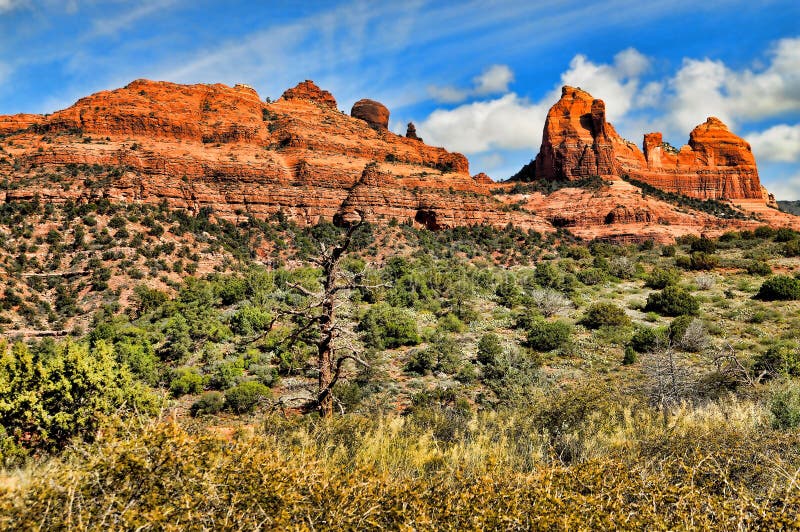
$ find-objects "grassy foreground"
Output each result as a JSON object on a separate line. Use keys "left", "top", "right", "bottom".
{"left": 2, "top": 396, "right": 799, "bottom": 530}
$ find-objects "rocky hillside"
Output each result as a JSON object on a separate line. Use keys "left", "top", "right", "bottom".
{"left": 506, "top": 85, "right": 798, "bottom": 239}
{"left": 0, "top": 79, "right": 797, "bottom": 243}
{"left": 0, "top": 80, "right": 548, "bottom": 233}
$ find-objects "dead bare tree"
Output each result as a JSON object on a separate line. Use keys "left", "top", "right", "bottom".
{"left": 710, "top": 342, "right": 765, "bottom": 388}
{"left": 283, "top": 216, "right": 387, "bottom": 417}
{"left": 641, "top": 343, "right": 697, "bottom": 419}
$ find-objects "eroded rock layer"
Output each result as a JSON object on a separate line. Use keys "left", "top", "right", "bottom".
{"left": 0, "top": 79, "right": 547, "bottom": 232}
{"left": 0, "top": 79, "right": 796, "bottom": 242}
{"left": 527, "top": 86, "right": 770, "bottom": 203}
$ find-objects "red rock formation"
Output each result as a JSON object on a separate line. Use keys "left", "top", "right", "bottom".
{"left": 531, "top": 86, "right": 617, "bottom": 181}
{"left": 0, "top": 79, "right": 541, "bottom": 232}
{"left": 279, "top": 80, "right": 337, "bottom": 109}
{"left": 351, "top": 99, "right": 389, "bottom": 129}
{"left": 406, "top": 122, "right": 422, "bottom": 142}
{"left": 472, "top": 172, "right": 494, "bottom": 185}
{"left": 0, "top": 113, "right": 45, "bottom": 134}
{"left": 528, "top": 85, "right": 769, "bottom": 203}
{"left": 0, "top": 79, "right": 795, "bottom": 243}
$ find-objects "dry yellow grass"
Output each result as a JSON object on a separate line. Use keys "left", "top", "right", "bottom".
{"left": 2, "top": 396, "right": 799, "bottom": 530}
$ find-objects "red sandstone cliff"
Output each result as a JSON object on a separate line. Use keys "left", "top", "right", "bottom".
{"left": 0, "top": 79, "right": 548, "bottom": 232}
{"left": 524, "top": 85, "right": 772, "bottom": 204}
{"left": 0, "top": 79, "right": 796, "bottom": 242}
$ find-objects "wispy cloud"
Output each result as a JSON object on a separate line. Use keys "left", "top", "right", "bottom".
{"left": 86, "top": 0, "right": 178, "bottom": 39}
{"left": 429, "top": 64, "right": 514, "bottom": 103}
{"left": 0, "top": 0, "right": 28, "bottom": 14}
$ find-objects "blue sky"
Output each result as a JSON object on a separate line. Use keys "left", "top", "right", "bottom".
{"left": 1, "top": 0, "right": 799, "bottom": 198}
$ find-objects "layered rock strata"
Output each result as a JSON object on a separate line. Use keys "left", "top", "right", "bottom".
{"left": 0, "top": 79, "right": 544, "bottom": 231}
{"left": 525, "top": 86, "right": 771, "bottom": 204}
{"left": 0, "top": 79, "right": 796, "bottom": 242}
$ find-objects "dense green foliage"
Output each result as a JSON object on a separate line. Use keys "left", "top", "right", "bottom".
{"left": 525, "top": 318, "right": 572, "bottom": 351}
{"left": 580, "top": 302, "right": 631, "bottom": 329}
{"left": 645, "top": 286, "right": 700, "bottom": 316}
{"left": 757, "top": 275, "right": 800, "bottom": 301}
{"left": 1, "top": 190, "right": 800, "bottom": 527}
{"left": 0, "top": 339, "right": 160, "bottom": 457}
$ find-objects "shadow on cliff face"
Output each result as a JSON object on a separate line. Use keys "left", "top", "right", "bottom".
{"left": 415, "top": 209, "right": 440, "bottom": 230}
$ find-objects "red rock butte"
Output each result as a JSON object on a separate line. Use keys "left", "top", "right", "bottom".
{"left": 0, "top": 79, "right": 796, "bottom": 242}
{"left": 522, "top": 86, "right": 775, "bottom": 206}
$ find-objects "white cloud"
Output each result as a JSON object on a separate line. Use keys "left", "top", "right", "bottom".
{"left": 558, "top": 48, "right": 650, "bottom": 122}
{"left": 474, "top": 64, "right": 514, "bottom": 95}
{"left": 0, "top": 0, "right": 27, "bottom": 13}
{"left": 428, "top": 64, "right": 515, "bottom": 103}
{"left": 747, "top": 124, "right": 800, "bottom": 163}
{"left": 664, "top": 37, "right": 800, "bottom": 135}
{"left": 762, "top": 170, "right": 800, "bottom": 202}
{"left": 419, "top": 93, "right": 549, "bottom": 153}
{"left": 420, "top": 49, "right": 653, "bottom": 154}
{"left": 613, "top": 47, "right": 651, "bottom": 77}
{"left": 426, "top": 85, "right": 468, "bottom": 104}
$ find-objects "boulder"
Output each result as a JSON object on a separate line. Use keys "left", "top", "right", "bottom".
{"left": 351, "top": 99, "right": 389, "bottom": 129}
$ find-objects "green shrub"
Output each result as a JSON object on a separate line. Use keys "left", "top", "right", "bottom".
{"left": 645, "top": 267, "right": 681, "bottom": 289}
{"left": 689, "top": 252, "right": 719, "bottom": 270}
{"left": 359, "top": 303, "right": 420, "bottom": 349}
{"left": 224, "top": 381, "right": 271, "bottom": 413}
{"left": 622, "top": 345, "right": 637, "bottom": 365}
{"left": 754, "top": 225, "right": 776, "bottom": 239}
{"left": 534, "top": 262, "right": 562, "bottom": 288}
{"left": 190, "top": 391, "right": 225, "bottom": 416}
{"left": 0, "top": 340, "right": 160, "bottom": 455}
{"left": 645, "top": 286, "right": 699, "bottom": 316}
{"left": 757, "top": 276, "right": 800, "bottom": 301}
{"left": 629, "top": 326, "right": 665, "bottom": 353}
{"left": 525, "top": 318, "right": 572, "bottom": 351}
{"left": 406, "top": 334, "right": 462, "bottom": 375}
{"left": 437, "top": 313, "right": 465, "bottom": 333}
{"left": 774, "top": 228, "right": 799, "bottom": 242}
{"left": 783, "top": 239, "right": 800, "bottom": 257}
{"left": 690, "top": 237, "right": 717, "bottom": 253}
{"left": 746, "top": 261, "right": 772, "bottom": 276}
{"left": 580, "top": 302, "right": 631, "bottom": 329}
{"left": 668, "top": 315, "right": 694, "bottom": 343}
{"left": 753, "top": 343, "right": 800, "bottom": 379}
{"left": 770, "top": 383, "right": 800, "bottom": 429}
{"left": 577, "top": 267, "right": 607, "bottom": 286}
{"left": 476, "top": 333, "right": 503, "bottom": 365}
{"left": 230, "top": 305, "right": 273, "bottom": 335}
{"left": 208, "top": 357, "right": 245, "bottom": 390}
{"left": 668, "top": 316, "right": 708, "bottom": 352}
{"left": 170, "top": 367, "right": 205, "bottom": 397}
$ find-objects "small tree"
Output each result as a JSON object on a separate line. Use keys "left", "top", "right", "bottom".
{"left": 757, "top": 275, "right": 800, "bottom": 301}
{"left": 580, "top": 302, "right": 631, "bottom": 329}
{"left": 645, "top": 286, "right": 699, "bottom": 316}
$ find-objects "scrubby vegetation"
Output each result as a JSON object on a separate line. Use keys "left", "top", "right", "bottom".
{"left": 1, "top": 195, "right": 800, "bottom": 527}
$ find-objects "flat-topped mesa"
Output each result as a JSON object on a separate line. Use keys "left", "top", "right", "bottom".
{"left": 280, "top": 80, "right": 337, "bottom": 109}
{"left": 351, "top": 99, "right": 389, "bottom": 129}
{"left": 22, "top": 79, "right": 267, "bottom": 142}
{"left": 526, "top": 85, "right": 769, "bottom": 203}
